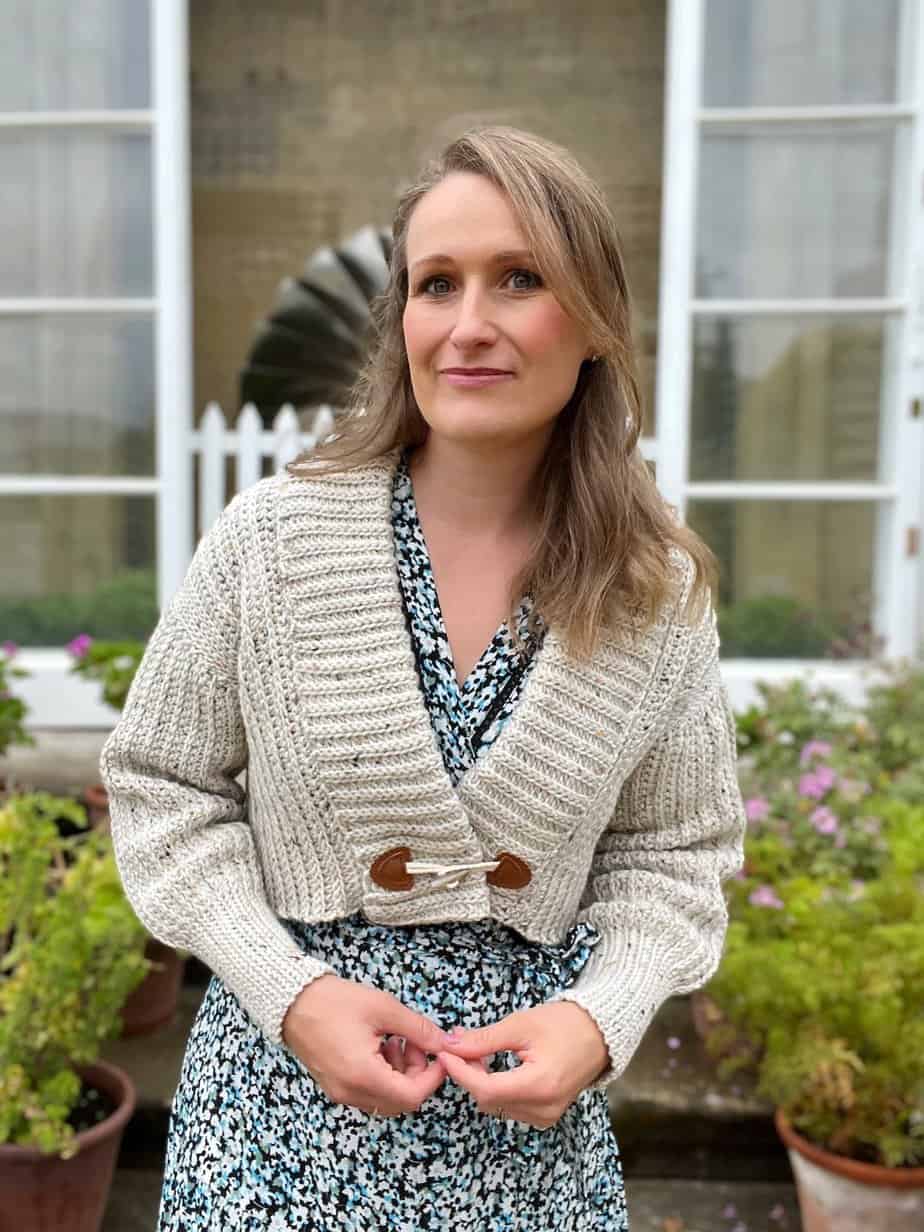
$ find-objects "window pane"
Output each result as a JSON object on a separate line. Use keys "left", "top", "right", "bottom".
{"left": 0, "top": 315, "right": 154, "bottom": 476}
{"left": 688, "top": 500, "right": 878, "bottom": 659}
{"left": 0, "top": 0, "right": 150, "bottom": 111}
{"left": 0, "top": 131, "right": 153, "bottom": 297}
{"left": 0, "top": 495, "right": 157, "bottom": 646}
{"left": 697, "top": 125, "right": 897, "bottom": 300}
{"left": 703, "top": 0, "right": 902, "bottom": 107}
{"left": 691, "top": 315, "right": 887, "bottom": 482}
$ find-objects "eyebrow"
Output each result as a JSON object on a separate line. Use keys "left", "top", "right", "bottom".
{"left": 408, "top": 249, "right": 535, "bottom": 276}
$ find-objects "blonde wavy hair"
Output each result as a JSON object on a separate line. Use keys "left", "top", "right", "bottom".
{"left": 288, "top": 125, "right": 716, "bottom": 659}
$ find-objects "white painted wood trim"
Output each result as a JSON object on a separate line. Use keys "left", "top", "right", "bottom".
{"left": 690, "top": 298, "right": 906, "bottom": 317}
{"left": 654, "top": 0, "right": 703, "bottom": 516}
{"left": 0, "top": 476, "right": 160, "bottom": 495}
{"left": 0, "top": 110, "right": 154, "bottom": 128}
{"left": 153, "top": 0, "right": 194, "bottom": 607}
{"left": 14, "top": 651, "right": 124, "bottom": 730}
{"left": 685, "top": 482, "right": 897, "bottom": 502}
{"left": 699, "top": 104, "right": 915, "bottom": 126}
{"left": 0, "top": 299, "right": 157, "bottom": 314}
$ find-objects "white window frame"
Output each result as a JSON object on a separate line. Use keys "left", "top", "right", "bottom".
{"left": 5, "top": 0, "right": 192, "bottom": 729}
{"left": 657, "top": 0, "right": 924, "bottom": 711}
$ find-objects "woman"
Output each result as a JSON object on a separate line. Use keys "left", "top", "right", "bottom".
{"left": 101, "top": 125, "right": 746, "bottom": 1230}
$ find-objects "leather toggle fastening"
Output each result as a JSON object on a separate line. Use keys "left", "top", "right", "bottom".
{"left": 370, "top": 846, "right": 532, "bottom": 891}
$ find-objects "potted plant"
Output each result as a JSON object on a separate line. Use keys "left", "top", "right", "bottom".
{"left": 67, "top": 635, "right": 144, "bottom": 824}
{"left": 703, "top": 759, "right": 924, "bottom": 1228}
{"left": 0, "top": 791, "right": 149, "bottom": 1231}
{"left": 0, "top": 642, "right": 34, "bottom": 792}
{"left": 67, "top": 634, "right": 188, "bottom": 1034}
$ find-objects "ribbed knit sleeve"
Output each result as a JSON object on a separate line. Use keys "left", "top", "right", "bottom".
{"left": 99, "top": 495, "right": 335, "bottom": 1045}
{"left": 548, "top": 611, "right": 746, "bottom": 1091}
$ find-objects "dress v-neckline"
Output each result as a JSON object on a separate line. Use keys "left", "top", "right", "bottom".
{"left": 399, "top": 454, "right": 526, "bottom": 699}
{"left": 386, "top": 449, "right": 555, "bottom": 811}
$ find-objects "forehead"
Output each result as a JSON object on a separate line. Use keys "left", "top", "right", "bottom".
{"left": 406, "top": 171, "right": 528, "bottom": 260}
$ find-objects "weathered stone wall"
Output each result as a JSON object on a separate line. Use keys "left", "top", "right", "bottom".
{"left": 189, "top": 0, "right": 665, "bottom": 429}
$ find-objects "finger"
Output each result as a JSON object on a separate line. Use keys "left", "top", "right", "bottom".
{"left": 403, "top": 1039, "right": 429, "bottom": 1076}
{"left": 381, "top": 1035, "right": 405, "bottom": 1073}
{"left": 366, "top": 1049, "right": 447, "bottom": 1109}
{"left": 440, "top": 1018, "right": 525, "bottom": 1061}
{"left": 438, "top": 1050, "right": 537, "bottom": 1106}
{"left": 375, "top": 998, "right": 452, "bottom": 1057}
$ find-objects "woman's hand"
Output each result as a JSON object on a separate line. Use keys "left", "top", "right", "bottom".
{"left": 282, "top": 973, "right": 452, "bottom": 1116}
{"left": 437, "top": 1002, "right": 610, "bottom": 1128}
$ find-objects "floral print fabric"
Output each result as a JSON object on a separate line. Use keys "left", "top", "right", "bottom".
{"left": 391, "top": 448, "right": 546, "bottom": 784}
{"left": 155, "top": 449, "right": 629, "bottom": 1230}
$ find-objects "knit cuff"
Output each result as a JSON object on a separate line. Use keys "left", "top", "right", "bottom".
{"left": 546, "top": 925, "right": 678, "bottom": 1091}
{"left": 140, "top": 894, "right": 338, "bottom": 1049}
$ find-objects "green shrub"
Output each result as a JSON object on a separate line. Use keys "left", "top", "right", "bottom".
{"left": 718, "top": 595, "right": 841, "bottom": 658}
{"left": 0, "top": 792, "right": 149, "bottom": 1156}
{"left": 68, "top": 637, "right": 145, "bottom": 713}
{"left": 0, "top": 569, "right": 157, "bottom": 646}
{"left": 863, "top": 656, "right": 924, "bottom": 775}
{"left": 710, "top": 798, "right": 924, "bottom": 1167}
{"left": 0, "top": 644, "right": 33, "bottom": 760}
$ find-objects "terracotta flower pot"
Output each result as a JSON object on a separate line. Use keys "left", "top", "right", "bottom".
{"left": 119, "top": 937, "right": 185, "bottom": 1036}
{"left": 0, "top": 1059, "right": 136, "bottom": 1232}
{"left": 775, "top": 1106, "right": 924, "bottom": 1232}
{"left": 81, "top": 783, "right": 110, "bottom": 829}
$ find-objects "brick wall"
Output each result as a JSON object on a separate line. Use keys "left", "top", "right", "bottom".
{"left": 189, "top": 0, "right": 665, "bottom": 428}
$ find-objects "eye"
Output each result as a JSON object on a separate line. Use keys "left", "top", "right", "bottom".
{"left": 418, "top": 275, "right": 454, "bottom": 296}
{"left": 505, "top": 268, "right": 542, "bottom": 292}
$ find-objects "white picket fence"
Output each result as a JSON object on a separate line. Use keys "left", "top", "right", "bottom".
{"left": 189, "top": 402, "right": 337, "bottom": 534}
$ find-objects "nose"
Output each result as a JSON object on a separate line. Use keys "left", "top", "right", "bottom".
{"left": 448, "top": 283, "right": 498, "bottom": 350}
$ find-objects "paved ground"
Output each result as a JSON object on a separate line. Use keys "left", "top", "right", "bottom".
{"left": 103, "top": 1170, "right": 802, "bottom": 1230}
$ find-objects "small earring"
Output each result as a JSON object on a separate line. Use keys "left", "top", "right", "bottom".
{"left": 590, "top": 353, "right": 600, "bottom": 363}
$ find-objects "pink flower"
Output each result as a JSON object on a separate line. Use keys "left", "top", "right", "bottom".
{"left": 800, "top": 739, "right": 832, "bottom": 766}
{"left": 1, "top": 640, "right": 17, "bottom": 659}
{"left": 66, "top": 633, "right": 93, "bottom": 659}
{"left": 744, "top": 796, "right": 770, "bottom": 823}
{"left": 799, "top": 765, "right": 836, "bottom": 799}
{"left": 810, "top": 806, "right": 839, "bottom": 835}
{"left": 749, "top": 884, "right": 784, "bottom": 909}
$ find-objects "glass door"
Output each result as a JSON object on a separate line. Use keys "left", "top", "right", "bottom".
{"left": 657, "top": 0, "right": 924, "bottom": 664}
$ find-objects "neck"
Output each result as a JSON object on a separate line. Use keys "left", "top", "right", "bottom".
{"left": 406, "top": 431, "right": 550, "bottom": 539}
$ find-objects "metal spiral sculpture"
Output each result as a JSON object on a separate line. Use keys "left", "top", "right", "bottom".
{"left": 239, "top": 224, "right": 393, "bottom": 425}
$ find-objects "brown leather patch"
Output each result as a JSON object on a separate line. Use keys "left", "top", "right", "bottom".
{"left": 486, "top": 852, "right": 532, "bottom": 889}
{"left": 370, "top": 846, "right": 414, "bottom": 891}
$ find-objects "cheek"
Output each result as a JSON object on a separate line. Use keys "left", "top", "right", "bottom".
{"left": 402, "top": 305, "right": 437, "bottom": 370}
{"left": 521, "top": 301, "right": 586, "bottom": 365}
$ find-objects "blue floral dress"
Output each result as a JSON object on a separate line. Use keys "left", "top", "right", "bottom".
{"left": 156, "top": 449, "right": 629, "bottom": 1231}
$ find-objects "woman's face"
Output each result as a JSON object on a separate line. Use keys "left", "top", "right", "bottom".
{"left": 402, "top": 171, "right": 592, "bottom": 451}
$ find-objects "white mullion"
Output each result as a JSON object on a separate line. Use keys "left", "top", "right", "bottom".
{"left": 0, "top": 476, "right": 160, "bottom": 496}
{"left": 0, "top": 299, "right": 157, "bottom": 315}
{"left": 0, "top": 111, "right": 154, "bottom": 129}
{"left": 153, "top": 0, "right": 194, "bottom": 607}
{"left": 691, "top": 298, "right": 906, "bottom": 317}
{"left": 699, "top": 104, "right": 914, "bottom": 126}
{"left": 883, "top": 0, "right": 924, "bottom": 657}
{"left": 655, "top": 0, "right": 704, "bottom": 517}
{"left": 685, "top": 482, "right": 896, "bottom": 503}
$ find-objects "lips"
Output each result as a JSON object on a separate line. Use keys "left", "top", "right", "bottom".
{"left": 440, "top": 368, "right": 513, "bottom": 375}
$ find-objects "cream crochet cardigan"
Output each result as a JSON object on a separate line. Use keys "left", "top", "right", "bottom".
{"left": 100, "top": 451, "right": 746, "bottom": 1090}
